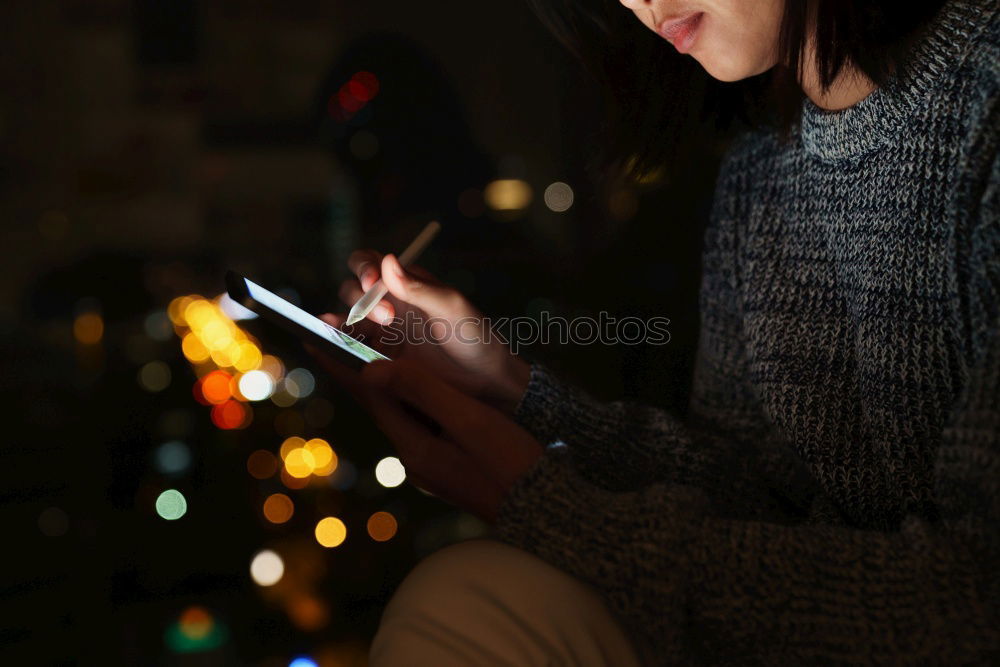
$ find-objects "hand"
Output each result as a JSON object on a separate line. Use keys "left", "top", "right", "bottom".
{"left": 355, "top": 359, "right": 544, "bottom": 523}
{"left": 322, "top": 250, "right": 530, "bottom": 415}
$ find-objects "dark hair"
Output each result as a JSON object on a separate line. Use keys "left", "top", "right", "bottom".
{"left": 527, "top": 0, "right": 946, "bottom": 179}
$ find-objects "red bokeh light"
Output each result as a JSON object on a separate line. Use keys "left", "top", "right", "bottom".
{"left": 337, "top": 88, "right": 365, "bottom": 113}
{"left": 352, "top": 71, "right": 379, "bottom": 98}
{"left": 200, "top": 370, "right": 233, "bottom": 404}
{"left": 211, "top": 399, "right": 248, "bottom": 430}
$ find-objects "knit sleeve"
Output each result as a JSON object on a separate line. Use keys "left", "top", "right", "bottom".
{"left": 494, "top": 146, "right": 1000, "bottom": 661}
{"left": 496, "top": 320, "right": 999, "bottom": 661}
{"left": 511, "top": 140, "right": 808, "bottom": 507}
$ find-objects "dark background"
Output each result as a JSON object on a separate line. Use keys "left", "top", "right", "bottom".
{"left": 0, "top": 0, "right": 723, "bottom": 664}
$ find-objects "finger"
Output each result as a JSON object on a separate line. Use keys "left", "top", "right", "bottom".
{"left": 380, "top": 254, "right": 469, "bottom": 320}
{"left": 348, "top": 250, "right": 385, "bottom": 291}
{"left": 364, "top": 388, "right": 504, "bottom": 520}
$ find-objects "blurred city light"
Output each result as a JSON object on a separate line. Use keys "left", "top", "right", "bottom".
{"left": 144, "top": 310, "right": 174, "bottom": 342}
{"left": 375, "top": 457, "right": 406, "bottom": 488}
{"left": 211, "top": 399, "right": 249, "bottom": 430}
{"left": 238, "top": 370, "right": 275, "bottom": 401}
{"left": 247, "top": 449, "right": 278, "bottom": 479}
{"left": 250, "top": 549, "right": 284, "bottom": 586}
{"left": 543, "top": 181, "right": 574, "bottom": 212}
{"left": 155, "top": 489, "right": 188, "bottom": 520}
{"left": 156, "top": 441, "right": 192, "bottom": 474}
{"left": 314, "top": 517, "right": 347, "bottom": 548}
{"left": 38, "top": 507, "right": 69, "bottom": 537}
{"left": 139, "top": 361, "right": 172, "bottom": 392}
{"left": 289, "top": 658, "right": 319, "bottom": 667}
{"left": 328, "top": 459, "right": 358, "bottom": 490}
{"left": 262, "top": 493, "right": 295, "bottom": 524}
{"left": 304, "top": 438, "right": 336, "bottom": 476}
{"left": 165, "top": 605, "right": 228, "bottom": 653}
{"left": 279, "top": 436, "right": 305, "bottom": 460}
{"left": 484, "top": 179, "right": 532, "bottom": 211}
{"left": 286, "top": 596, "right": 329, "bottom": 632}
{"left": 284, "top": 368, "right": 315, "bottom": 399}
{"left": 367, "top": 511, "right": 398, "bottom": 542}
{"left": 284, "top": 448, "right": 316, "bottom": 478}
{"left": 73, "top": 312, "right": 104, "bottom": 345}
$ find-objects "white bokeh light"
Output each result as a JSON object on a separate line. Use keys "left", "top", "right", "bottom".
{"left": 543, "top": 182, "right": 574, "bottom": 213}
{"left": 375, "top": 457, "right": 406, "bottom": 488}
{"left": 250, "top": 549, "right": 284, "bottom": 586}
{"left": 238, "top": 370, "right": 275, "bottom": 401}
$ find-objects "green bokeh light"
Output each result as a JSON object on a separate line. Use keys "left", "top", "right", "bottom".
{"left": 155, "top": 489, "right": 188, "bottom": 520}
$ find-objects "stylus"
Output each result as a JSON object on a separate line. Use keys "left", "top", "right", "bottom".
{"left": 345, "top": 220, "right": 442, "bottom": 326}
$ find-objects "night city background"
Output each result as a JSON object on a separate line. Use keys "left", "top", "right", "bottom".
{"left": 1, "top": 0, "right": 724, "bottom": 664}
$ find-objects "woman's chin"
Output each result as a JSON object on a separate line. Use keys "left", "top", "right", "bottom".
{"left": 696, "top": 52, "right": 772, "bottom": 83}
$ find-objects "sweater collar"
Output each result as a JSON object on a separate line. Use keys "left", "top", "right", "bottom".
{"left": 800, "top": 0, "right": 996, "bottom": 161}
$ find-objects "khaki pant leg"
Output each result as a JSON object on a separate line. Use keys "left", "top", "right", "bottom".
{"left": 370, "top": 538, "right": 647, "bottom": 667}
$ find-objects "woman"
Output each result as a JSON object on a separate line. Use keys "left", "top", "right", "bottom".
{"left": 318, "top": 0, "right": 998, "bottom": 663}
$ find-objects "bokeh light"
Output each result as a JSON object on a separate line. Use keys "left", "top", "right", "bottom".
{"left": 211, "top": 399, "right": 249, "bottom": 430}
{"left": 144, "top": 310, "right": 173, "bottom": 342}
{"left": 182, "top": 333, "right": 211, "bottom": 364}
{"left": 155, "top": 489, "right": 188, "bottom": 520}
{"left": 367, "top": 511, "right": 398, "bottom": 542}
{"left": 315, "top": 517, "right": 347, "bottom": 548}
{"left": 284, "top": 368, "right": 315, "bottom": 399}
{"left": 304, "top": 438, "right": 336, "bottom": 476}
{"left": 199, "top": 370, "right": 233, "bottom": 404}
{"left": 284, "top": 448, "right": 316, "bottom": 478}
{"left": 543, "top": 181, "right": 574, "bottom": 212}
{"left": 250, "top": 549, "right": 284, "bottom": 586}
{"left": 286, "top": 596, "right": 329, "bottom": 632}
{"left": 156, "top": 441, "right": 192, "bottom": 474}
{"left": 375, "top": 457, "right": 406, "bottom": 488}
{"left": 138, "top": 361, "right": 171, "bottom": 392}
{"left": 73, "top": 312, "right": 104, "bottom": 344}
{"left": 279, "top": 436, "right": 305, "bottom": 460}
{"left": 179, "top": 606, "right": 214, "bottom": 640}
{"left": 262, "top": 493, "right": 294, "bottom": 524}
{"left": 484, "top": 179, "right": 533, "bottom": 211}
{"left": 289, "top": 658, "right": 319, "bottom": 667}
{"left": 280, "top": 467, "right": 310, "bottom": 490}
{"left": 38, "top": 507, "right": 69, "bottom": 537}
{"left": 238, "top": 370, "right": 274, "bottom": 401}
{"left": 247, "top": 449, "right": 278, "bottom": 479}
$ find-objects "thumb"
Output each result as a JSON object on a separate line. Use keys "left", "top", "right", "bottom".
{"left": 381, "top": 253, "right": 467, "bottom": 318}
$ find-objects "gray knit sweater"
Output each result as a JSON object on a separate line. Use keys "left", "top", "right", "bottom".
{"left": 495, "top": 0, "right": 1000, "bottom": 663}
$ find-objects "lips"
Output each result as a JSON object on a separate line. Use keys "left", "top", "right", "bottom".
{"left": 657, "top": 12, "right": 704, "bottom": 54}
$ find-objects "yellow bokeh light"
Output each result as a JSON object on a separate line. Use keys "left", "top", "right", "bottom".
{"left": 284, "top": 448, "right": 316, "bottom": 478}
{"left": 184, "top": 300, "right": 216, "bottom": 329}
{"left": 181, "top": 333, "right": 211, "bottom": 363}
{"left": 484, "top": 179, "right": 532, "bottom": 211}
{"left": 233, "top": 341, "right": 262, "bottom": 372}
{"left": 73, "top": 312, "right": 104, "bottom": 345}
{"left": 168, "top": 296, "right": 193, "bottom": 324}
{"left": 304, "top": 439, "right": 335, "bottom": 470}
{"left": 315, "top": 517, "right": 347, "bottom": 548}
{"left": 279, "top": 436, "right": 305, "bottom": 460}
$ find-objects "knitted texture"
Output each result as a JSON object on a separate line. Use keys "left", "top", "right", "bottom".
{"left": 494, "top": 0, "right": 1000, "bottom": 663}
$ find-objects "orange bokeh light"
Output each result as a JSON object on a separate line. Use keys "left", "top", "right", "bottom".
{"left": 200, "top": 370, "right": 233, "bottom": 404}
{"left": 262, "top": 493, "right": 294, "bottom": 524}
{"left": 211, "top": 399, "right": 248, "bottom": 429}
{"left": 73, "top": 312, "right": 104, "bottom": 344}
{"left": 178, "top": 606, "right": 214, "bottom": 640}
{"left": 247, "top": 450, "right": 278, "bottom": 479}
{"left": 280, "top": 466, "right": 310, "bottom": 490}
{"left": 367, "top": 511, "right": 398, "bottom": 542}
